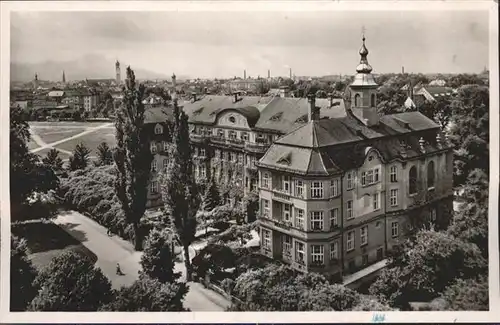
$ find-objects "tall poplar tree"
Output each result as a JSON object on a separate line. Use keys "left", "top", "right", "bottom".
{"left": 114, "top": 67, "right": 153, "bottom": 250}
{"left": 161, "top": 99, "right": 199, "bottom": 281}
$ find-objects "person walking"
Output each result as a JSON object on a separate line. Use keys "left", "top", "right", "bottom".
{"left": 116, "top": 263, "right": 123, "bottom": 275}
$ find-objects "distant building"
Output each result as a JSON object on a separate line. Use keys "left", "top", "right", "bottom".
{"left": 415, "top": 86, "right": 454, "bottom": 102}
{"left": 256, "top": 36, "right": 454, "bottom": 280}
{"left": 116, "top": 60, "right": 121, "bottom": 85}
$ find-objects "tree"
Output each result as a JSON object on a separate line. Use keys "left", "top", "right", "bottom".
{"left": 140, "top": 228, "right": 180, "bottom": 284}
{"left": 435, "top": 275, "right": 488, "bottom": 310}
{"left": 68, "top": 142, "right": 91, "bottom": 171}
{"left": 448, "top": 85, "right": 489, "bottom": 187}
{"left": 29, "top": 251, "right": 112, "bottom": 311}
{"left": 10, "top": 105, "right": 58, "bottom": 218}
{"left": 100, "top": 276, "right": 187, "bottom": 311}
{"left": 161, "top": 99, "right": 200, "bottom": 281}
{"left": 191, "top": 244, "right": 237, "bottom": 281}
{"left": 369, "top": 230, "right": 486, "bottom": 310}
{"left": 95, "top": 141, "right": 113, "bottom": 166}
{"left": 10, "top": 236, "right": 38, "bottom": 311}
{"left": 447, "top": 169, "right": 488, "bottom": 257}
{"left": 418, "top": 97, "right": 452, "bottom": 130}
{"left": 202, "top": 176, "right": 221, "bottom": 212}
{"left": 42, "top": 148, "right": 64, "bottom": 173}
{"left": 114, "top": 67, "right": 154, "bottom": 250}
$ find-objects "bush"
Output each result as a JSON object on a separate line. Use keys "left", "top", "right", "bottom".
{"left": 59, "top": 165, "right": 149, "bottom": 245}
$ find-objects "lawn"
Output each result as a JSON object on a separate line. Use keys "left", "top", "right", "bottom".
{"left": 54, "top": 129, "right": 117, "bottom": 154}
{"left": 29, "top": 121, "right": 109, "bottom": 128}
{"left": 33, "top": 127, "right": 87, "bottom": 145}
{"left": 11, "top": 220, "right": 97, "bottom": 270}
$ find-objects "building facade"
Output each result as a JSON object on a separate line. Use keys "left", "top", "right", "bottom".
{"left": 256, "top": 37, "right": 454, "bottom": 280}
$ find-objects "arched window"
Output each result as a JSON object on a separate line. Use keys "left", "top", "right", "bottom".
{"left": 354, "top": 94, "right": 361, "bottom": 107}
{"left": 427, "top": 161, "right": 435, "bottom": 189}
{"left": 409, "top": 166, "right": 418, "bottom": 195}
{"left": 154, "top": 124, "right": 163, "bottom": 135}
{"left": 371, "top": 93, "right": 376, "bottom": 107}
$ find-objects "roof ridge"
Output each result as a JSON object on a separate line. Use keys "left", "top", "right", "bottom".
{"left": 311, "top": 121, "right": 319, "bottom": 148}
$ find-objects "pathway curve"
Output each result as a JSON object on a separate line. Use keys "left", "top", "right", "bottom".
{"left": 30, "top": 123, "right": 113, "bottom": 154}
{"left": 53, "top": 210, "right": 231, "bottom": 311}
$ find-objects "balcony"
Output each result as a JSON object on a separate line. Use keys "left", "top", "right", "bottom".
{"left": 272, "top": 190, "right": 291, "bottom": 202}
{"left": 227, "top": 138, "right": 245, "bottom": 148}
{"left": 274, "top": 219, "right": 293, "bottom": 231}
{"left": 245, "top": 141, "right": 269, "bottom": 153}
{"left": 189, "top": 134, "right": 206, "bottom": 143}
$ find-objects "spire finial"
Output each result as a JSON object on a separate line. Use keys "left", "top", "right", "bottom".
{"left": 362, "top": 25, "right": 366, "bottom": 42}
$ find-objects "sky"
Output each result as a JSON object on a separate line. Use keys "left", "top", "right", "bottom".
{"left": 11, "top": 10, "right": 490, "bottom": 79}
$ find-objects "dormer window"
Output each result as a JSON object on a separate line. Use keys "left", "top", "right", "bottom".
{"left": 154, "top": 124, "right": 163, "bottom": 135}
{"left": 277, "top": 152, "right": 291, "bottom": 165}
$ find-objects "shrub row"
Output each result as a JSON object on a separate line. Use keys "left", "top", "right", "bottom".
{"left": 59, "top": 165, "right": 150, "bottom": 244}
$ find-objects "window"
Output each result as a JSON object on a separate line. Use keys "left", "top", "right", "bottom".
{"left": 430, "top": 208, "right": 437, "bottom": 221}
{"left": 283, "top": 175, "right": 291, "bottom": 193}
{"left": 362, "top": 254, "right": 369, "bottom": 266}
{"left": 219, "top": 150, "right": 224, "bottom": 160}
{"left": 330, "top": 179, "right": 340, "bottom": 198}
{"left": 376, "top": 247, "right": 384, "bottom": 260}
{"left": 370, "top": 93, "right": 376, "bottom": 107}
{"left": 295, "top": 180, "right": 304, "bottom": 197}
{"left": 311, "top": 245, "right": 324, "bottom": 265}
{"left": 229, "top": 131, "right": 237, "bottom": 140}
{"left": 391, "top": 221, "right": 399, "bottom": 238}
{"left": 200, "top": 166, "right": 206, "bottom": 178}
{"left": 150, "top": 181, "right": 158, "bottom": 194}
{"left": 199, "top": 148, "right": 206, "bottom": 157}
{"left": 194, "top": 165, "right": 199, "bottom": 178}
{"left": 295, "top": 241, "right": 305, "bottom": 263}
{"left": 241, "top": 132, "right": 249, "bottom": 141}
{"left": 150, "top": 141, "right": 157, "bottom": 153}
{"left": 283, "top": 204, "right": 291, "bottom": 222}
{"left": 409, "top": 166, "right": 418, "bottom": 195}
{"left": 310, "top": 211, "right": 324, "bottom": 231}
{"left": 347, "top": 200, "right": 354, "bottom": 219}
{"left": 347, "top": 172, "right": 354, "bottom": 190}
{"left": 215, "top": 149, "right": 221, "bottom": 159}
{"left": 330, "top": 208, "right": 339, "bottom": 229}
{"left": 373, "top": 192, "right": 380, "bottom": 210}
{"left": 261, "top": 172, "right": 270, "bottom": 188}
{"left": 346, "top": 231, "right": 355, "bottom": 251}
{"left": 151, "top": 160, "right": 157, "bottom": 172}
{"left": 163, "top": 158, "right": 168, "bottom": 170}
{"left": 229, "top": 116, "right": 236, "bottom": 123}
{"left": 427, "top": 161, "right": 435, "bottom": 189}
{"left": 390, "top": 189, "right": 398, "bottom": 207}
{"left": 295, "top": 208, "right": 304, "bottom": 229}
{"left": 311, "top": 181, "right": 324, "bottom": 198}
{"left": 354, "top": 93, "right": 360, "bottom": 107}
{"left": 262, "top": 199, "right": 270, "bottom": 217}
{"left": 360, "top": 226, "right": 368, "bottom": 246}
{"left": 283, "top": 235, "right": 292, "bottom": 256}
{"left": 217, "top": 129, "right": 224, "bottom": 138}
{"left": 238, "top": 153, "right": 244, "bottom": 164}
{"left": 162, "top": 141, "right": 168, "bottom": 152}
{"left": 228, "top": 152, "right": 233, "bottom": 162}
{"left": 154, "top": 124, "right": 163, "bottom": 135}
{"left": 390, "top": 166, "right": 397, "bottom": 182}
{"left": 330, "top": 241, "right": 339, "bottom": 261}
{"left": 262, "top": 229, "right": 271, "bottom": 249}
{"left": 361, "top": 168, "right": 380, "bottom": 186}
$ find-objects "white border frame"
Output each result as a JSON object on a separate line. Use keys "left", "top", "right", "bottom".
{"left": 1, "top": 1, "right": 498, "bottom": 323}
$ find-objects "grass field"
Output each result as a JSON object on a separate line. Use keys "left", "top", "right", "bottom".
{"left": 54, "top": 129, "right": 116, "bottom": 154}
{"left": 12, "top": 221, "right": 97, "bottom": 270}
{"left": 28, "top": 122, "right": 115, "bottom": 158}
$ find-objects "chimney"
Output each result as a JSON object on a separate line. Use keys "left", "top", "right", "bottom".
{"left": 244, "top": 70, "right": 246, "bottom": 79}
{"left": 289, "top": 68, "right": 292, "bottom": 79}
{"left": 268, "top": 69, "right": 271, "bottom": 79}
{"left": 419, "top": 137, "right": 426, "bottom": 153}
{"left": 307, "top": 94, "right": 319, "bottom": 121}
{"left": 402, "top": 66, "right": 405, "bottom": 74}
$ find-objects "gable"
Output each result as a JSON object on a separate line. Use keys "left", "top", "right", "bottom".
{"left": 216, "top": 111, "right": 251, "bottom": 129}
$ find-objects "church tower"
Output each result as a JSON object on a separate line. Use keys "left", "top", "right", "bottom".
{"left": 33, "top": 73, "right": 39, "bottom": 89}
{"left": 349, "top": 34, "right": 379, "bottom": 126}
{"left": 115, "top": 60, "right": 121, "bottom": 84}
{"left": 62, "top": 70, "right": 66, "bottom": 83}
{"left": 171, "top": 73, "right": 177, "bottom": 100}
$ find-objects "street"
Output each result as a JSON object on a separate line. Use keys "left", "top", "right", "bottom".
{"left": 53, "top": 210, "right": 231, "bottom": 311}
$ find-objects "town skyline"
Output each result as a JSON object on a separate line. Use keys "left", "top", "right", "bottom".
{"left": 11, "top": 10, "right": 489, "bottom": 80}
